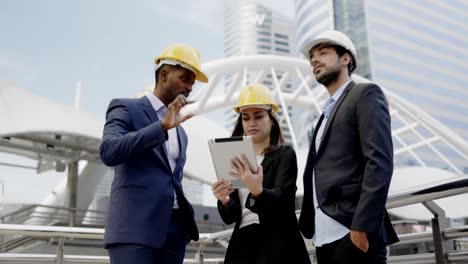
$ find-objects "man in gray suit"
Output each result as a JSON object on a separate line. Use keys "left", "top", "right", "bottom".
{"left": 299, "top": 30, "right": 399, "bottom": 264}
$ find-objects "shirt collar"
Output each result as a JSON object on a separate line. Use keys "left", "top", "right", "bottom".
{"left": 146, "top": 93, "right": 166, "bottom": 113}
{"left": 321, "top": 80, "right": 352, "bottom": 118}
{"left": 331, "top": 80, "right": 352, "bottom": 102}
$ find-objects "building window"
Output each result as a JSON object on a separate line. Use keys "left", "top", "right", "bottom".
{"left": 258, "top": 31, "right": 271, "bottom": 36}
{"left": 275, "top": 47, "right": 290, "bottom": 53}
{"left": 274, "top": 33, "right": 288, "bottom": 39}
{"left": 274, "top": 40, "right": 289, "bottom": 46}
{"left": 258, "top": 45, "right": 271, "bottom": 50}
{"left": 258, "top": 38, "right": 271, "bottom": 43}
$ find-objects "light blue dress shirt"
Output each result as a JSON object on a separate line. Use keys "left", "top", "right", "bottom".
{"left": 312, "top": 80, "right": 351, "bottom": 246}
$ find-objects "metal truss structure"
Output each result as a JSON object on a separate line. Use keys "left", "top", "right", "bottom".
{"left": 0, "top": 54, "right": 467, "bottom": 224}
{"left": 185, "top": 55, "right": 468, "bottom": 175}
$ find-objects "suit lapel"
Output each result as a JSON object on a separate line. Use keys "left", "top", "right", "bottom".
{"left": 140, "top": 96, "right": 159, "bottom": 124}
{"left": 261, "top": 153, "right": 273, "bottom": 174}
{"left": 139, "top": 96, "right": 172, "bottom": 172}
{"left": 311, "top": 114, "right": 324, "bottom": 152}
{"left": 317, "top": 81, "right": 355, "bottom": 154}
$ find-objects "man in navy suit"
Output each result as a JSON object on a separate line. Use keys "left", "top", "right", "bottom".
{"left": 100, "top": 43, "right": 208, "bottom": 264}
{"left": 299, "top": 31, "right": 399, "bottom": 264}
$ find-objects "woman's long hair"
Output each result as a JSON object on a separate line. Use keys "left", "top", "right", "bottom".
{"left": 231, "top": 110, "right": 285, "bottom": 155}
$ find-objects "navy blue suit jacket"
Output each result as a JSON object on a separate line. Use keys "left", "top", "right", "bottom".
{"left": 100, "top": 96, "right": 198, "bottom": 249}
{"left": 299, "top": 82, "right": 398, "bottom": 248}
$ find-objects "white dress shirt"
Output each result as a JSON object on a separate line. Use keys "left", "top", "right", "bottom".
{"left": 146, "top": 94, "right": 180, "bottom": 208}
{"left": 312, "top": 80, "right": 351, "bottom": 246}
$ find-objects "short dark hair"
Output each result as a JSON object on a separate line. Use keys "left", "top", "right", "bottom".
{"left": 333, "top": 45, "right": 356, "bottom": 75}
{"left": 155, "top": 64, "right": 181, "bottom": 85}
{"left": 231, "top": 110, "right": 285, "bottom": 155}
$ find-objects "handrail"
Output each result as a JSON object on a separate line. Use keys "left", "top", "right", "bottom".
{"left": 1, "top": 204, "right": 107, "bottom": 219}
{"left": 0, "top": 222, "right": 466, "bottom": 261}
{"left": 0, "top": 224, "right": 229, "bottom": 263}
{"left": 0, "top": 253, "right": 109, "bottom": 263}
{"left": 0, "top": 205, "right": 36, "bottom": 220}
{"left": 386, "top": 175, "right": 468, "bottom": 209}
{"left": 0, "top": 253, "right": 226, "bottom": 263}
{"left": 0, "top": 224, "right": 104, "bottom": 239}
{"left": 393, "top": 226, "right": 468, "bottom": 246}
{"left": 0, "top": 223, "right": 234, "bottom": 242}
{"left": 197, "top": 229, "right": 233, "bottom": 243}
{"left": 0, "top": 175, "right": 467, "bottom": 263}
{"left": 0, "top": 204, "right": 107, "bottom": 227}
{"left": 385, "top": 175, "right": 468, "bottom": 264}
{"left": 443, "top": 226, "right": 468, "bottom": 239}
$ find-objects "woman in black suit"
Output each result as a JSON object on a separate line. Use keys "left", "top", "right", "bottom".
{"left": 211, "top": 83, "right": 311, "bottom": 264}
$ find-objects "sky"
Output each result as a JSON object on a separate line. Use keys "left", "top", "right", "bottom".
{"left": 0, "top": 0, "right": 294, "bottom": 120}
{"left": 0, "top": 0, "right": 294, "bottom": 204}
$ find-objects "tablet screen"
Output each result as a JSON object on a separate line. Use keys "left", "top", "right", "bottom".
{"left": 208, "top": 136, "right": 258, "bottom": 188}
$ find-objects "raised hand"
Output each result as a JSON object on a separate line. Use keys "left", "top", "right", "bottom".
{"left": 161, "top": 94, "right": 194, "bottom": 130}
{"left": 230, "top": 154, "right": 263, "bottom": 197}
{"left": 211, "top": 180, "right": 235, "bottom": 206}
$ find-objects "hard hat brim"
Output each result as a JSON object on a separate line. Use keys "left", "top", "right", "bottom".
{"left": 302, "top": 37, "right": 344, "bottom": 58}
{"left": 155, "top": 58, "right": 209, "bottom": 83}
{"left": 155, "top": 57, "right": 208, "bottom": 83}
{"left": 302, "top": 38, "right": 359, "bottom": 67}
{"left": 234, "top": 104, "right": 278, "bottom": 113}
{"left": 197, "top": 71, "right": 208, "bottom": 83}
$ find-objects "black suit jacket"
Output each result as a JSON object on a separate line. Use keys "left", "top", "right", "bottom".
{"left": 218, "top": 145, "right": 310, "bottom": 264}
{"left": 299, "top": 81, "right": 399, "bottom": 247}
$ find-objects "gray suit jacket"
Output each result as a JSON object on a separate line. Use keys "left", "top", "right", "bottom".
{"left": 299, "top": 81, "right": 399, "bottom": 247}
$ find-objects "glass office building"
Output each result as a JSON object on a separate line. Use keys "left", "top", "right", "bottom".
{"left": 224, "top": 0, "right": 295, "bottom": 143}
{"left": 294, "top": 0, "right": 468, "bottom": 171}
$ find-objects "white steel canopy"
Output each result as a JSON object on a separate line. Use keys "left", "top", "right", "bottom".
{"left": 1, "top": 53, "right": 468, "bottom": 221}
{"left": 0, "top": 78, "right": 102, "bottom": 169}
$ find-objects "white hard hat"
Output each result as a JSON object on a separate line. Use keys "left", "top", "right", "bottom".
{"left": 302, "top": 30, "right": 358, "bottom": 71}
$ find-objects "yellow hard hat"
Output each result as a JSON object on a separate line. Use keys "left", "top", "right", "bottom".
{"left": 154, "top": 43, "right": 208, "bottom": 83}
{"left": 234, "top": 83, "right": 279, "bottom": 113}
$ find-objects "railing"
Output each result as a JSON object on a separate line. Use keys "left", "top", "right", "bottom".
{"left": 0, "top": 224, "right": 228, "bottom": 264}
{"left": 0, "top": 204, "right": 106, "bottom": 227}
{"left": 385, "top": 175, "right": 468, "bottom": 264}
{"left": 0, "top": 175, "right": 467, "bottom": 263}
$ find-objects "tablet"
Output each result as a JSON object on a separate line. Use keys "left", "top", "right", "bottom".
{"left": 208, "top": 136, "right": 259, "bottom": 188}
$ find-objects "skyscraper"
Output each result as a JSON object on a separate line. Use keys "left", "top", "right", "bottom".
{"left": 294, "top": 0, "right": 468, "bottom": 141}
{"left": 294, "top": 0, "right": 468, "bottom": 171}
{"left": 224, "top": 0, "right": 295, "bottom": 143}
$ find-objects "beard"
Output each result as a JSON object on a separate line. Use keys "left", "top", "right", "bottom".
{"left": 315, "top": 64, "right": 341, "bottom": 87}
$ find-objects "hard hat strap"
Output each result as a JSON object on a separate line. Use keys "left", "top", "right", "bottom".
{"left": 154, "top": 59, "right": 197, "bottom": 76}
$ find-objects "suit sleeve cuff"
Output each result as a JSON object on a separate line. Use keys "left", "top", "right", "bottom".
{"left": 141, "top": 121, "right": 168, "bottom": 149}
